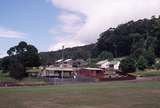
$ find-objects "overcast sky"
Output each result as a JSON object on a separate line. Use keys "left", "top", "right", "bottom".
{"left": 0, "top": 0, "right": 160, "bottom": 57}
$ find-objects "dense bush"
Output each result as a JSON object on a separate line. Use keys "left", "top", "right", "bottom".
{"left": 154, "top": 62, "right": 160, "bottom": 70}
{"left": 1, "top": 41, "right": 40, "bottom": 80}
{"left": 143, "top": 49, "right": 156, "bottom": 67}
{"left": 1, "top": 56, "right": 10, "bottom": 73}
{"left": 97, "top": 51, "right": 113, "bottom": 61}
{"left": 136, "top": 56, "right": 147, "bottom": 70}
{"left": 119, "top": 57, "right": 136, "bottom": 73}
{"left": 9, "top": 60, "right": 26, "bottom": 80}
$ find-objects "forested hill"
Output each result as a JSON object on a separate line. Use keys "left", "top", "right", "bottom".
{"left": 97, "top": 16, "right": 160, "bottom": 57}
{"left": 39, "top": 44, "right": 96, "bottom": 65}
{"left": 40, "top": 16, "right": 160, "bottom": 65}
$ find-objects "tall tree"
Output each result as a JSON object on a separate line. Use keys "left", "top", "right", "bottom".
{"left": 7, "top": 41, "right": 41, "bottom": 68}
{"left": 3, "top": 41, "right": 41, "bottom": 80}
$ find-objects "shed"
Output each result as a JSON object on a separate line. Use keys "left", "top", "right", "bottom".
{"left": 78, "top": 68, "right": 104, "bottom": 79}
{"left": 41, "top": 67, "right": 76, "bottom": 78}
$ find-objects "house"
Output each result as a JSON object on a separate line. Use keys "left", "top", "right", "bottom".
{"left": 63, "top": 59, "right": 73, "bottom": 68}
{"left": 54, "top": 59, "right": 73, "bottom": 68}
{"left": 55, "top": 59, "right": 88, "bottom": 68}
{"left": 96, "top": 59, "right": 120, "bottom": 70}
{"left": 64, "top": 59, "right": 73, "bottom": 65}
{"left": 72, "top": 59, "right": 88, "bottom": 67}
{"left": 40, "top": 67, "right": 76, "bottom": 78}
{"left": 26, "top": 67, "right": 43, "bottom": 77}
{"left": 55, "top": 59, "right": 63, "bottom": 67}
{"left": 77, "top": 68, "right": 105, "bottom": 79}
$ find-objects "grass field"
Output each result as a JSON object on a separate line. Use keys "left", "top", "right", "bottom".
{"left": 0, "top": 72, "right": 16, "bottom": 82}
{"left": 0, "top": 81, "right": 160, "bottom": 108}
{"left": 130, "top": 70, "right": 160, "bottom": 77}
{"left": 0, "top": 71, "right": 45, "bottom": 83}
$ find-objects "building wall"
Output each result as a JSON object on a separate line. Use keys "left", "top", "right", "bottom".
{"left": 78, "top": 69, "right": 105, "bottom": 79}
{"left": 99, "top": 61, "right": 120, "bottom": 70}
{"left": 114, "top": 61, "right": 120, "bottom": 70}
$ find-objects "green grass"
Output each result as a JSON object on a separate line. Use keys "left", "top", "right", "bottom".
{"left": 129, "top": 70, "right": 160, "bottom": 77}
{"left": 0, "top": 71, "right": 16, "bottom": 82}
{"left": 26, "top": 68, "right": 42, "bottom": 73}
{"left": 0, "top": 81, "right": 160, "bottom": 108}
{"left": 0, "top": 71, "right": 45, "bottom": 83}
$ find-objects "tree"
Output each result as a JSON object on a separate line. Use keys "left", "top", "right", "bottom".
{"left": 0, "top": 59, "right": 2, "bottom": 70}
{"left": 155, "top": 62, "right": 160, "bottom": 70}
{"left": 9, "top": 58, "right": 26, "bottom": 80}
{"left": 87, "top": 58, "right": 99, "bottom": 68}
{"left": 97, "top": 16, "right": 160, "bottom": 58}
{"left": 136, "top": 56, "right": 147, "bottom": 70}
{"left": 1, "top": 56, "right": 10, "bottom": 73}
{"left": 97, "top": 51, "right": 113, "bottom": 61}
{"left": 7, "top": 41, "right": 41, "bottom": 68}
{"left": 143, "top": 48, "right": 156, "bottom": 67}
{"left": 119, "top": 57, "right": 136, "bottom": 73}
{"left": 2, "top": 41, "right": 41, "bottom": 80}
{"left": 131, "top": 48, "right": 145, "bottom": 61}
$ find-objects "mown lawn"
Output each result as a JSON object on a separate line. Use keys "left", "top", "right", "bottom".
{"left": 0, "top": 71, "right": 45, "bottom": 83}
{"left": 0, "top": 72, "right": 16, "bottom": 82}
{"left": 0, "top": 81, "right": 160, "bottom": 108}
{"left": 130, "top": 70, "right": 160, "bottom": 77}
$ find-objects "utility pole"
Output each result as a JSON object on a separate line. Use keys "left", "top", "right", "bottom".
{"left": 61, "top": 45, "right": 64, "bottom": 80}
{"left": 88, "top": 52, "right": 91, "bottom": 67}
{"left": 113, "top": 43, "right": 117, "bottom": 58}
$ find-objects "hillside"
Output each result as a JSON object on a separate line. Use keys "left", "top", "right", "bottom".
{"left": 40, "top": 16, "right": 160, "bottom": 65}
{"left": 39, "top": 44, "right": 96, "bottom": 65}
{"left": 97, "top": 16, "right": 160, "bottom": 57}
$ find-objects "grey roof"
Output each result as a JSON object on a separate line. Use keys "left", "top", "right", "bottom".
{"left": 84, "top": 67, "right": 102, "bottom": 71}
{"left": 97, "top": 59, "right": 120, "bottom": 65}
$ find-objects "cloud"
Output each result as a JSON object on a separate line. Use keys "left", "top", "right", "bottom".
{"left": 48, "top": 36, "right": 84, "bottom": 51}
{"left": 49, "top": 0, "right": 160, "bottom": 51}
{"left": 48, "top": 12, "right": 85, "bottom": 51}
{"left": 0, "top": 53, "right": 7, "bottom": 58}
{"left": 49, "top": 12, "right": 84, "bottom": 35}
{"left": 0, "top": 27, "right": 27, "bottom": 39}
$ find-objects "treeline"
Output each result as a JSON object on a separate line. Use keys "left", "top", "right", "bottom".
{"left": 97, "top": 16, "right": 160, "bottom": 57}
{"left": 39, "top": 44, "right": 96, "bottom": 65}
{"left": 1, "top": 15, "right": 160, "bottom": 79}
{"left": 40, "top": 16, "right": 160, "bottom": 66}
{"left": 97, "top": 16, "right": 160, "bottom": 72}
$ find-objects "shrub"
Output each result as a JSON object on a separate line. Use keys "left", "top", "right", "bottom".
{"left": 137, "top": 56, "right": 147, "bottom": 70}
{"left": 119, "top": 57, "right": 136, "bottom": 73}
{"left": 9, "top": 62, "right": 26, "bottom": 80}
{"left": 97, "top": 51, "right": 113, "bottom": 61}
{"left": 155, "top": 63, "right": 160, "bottom": 70}
{"left": 143, "top": 48, "right": 156, "bottom": 67}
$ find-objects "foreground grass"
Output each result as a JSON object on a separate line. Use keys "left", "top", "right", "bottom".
{"left": 0, "top": 81, "right": 160, "bottom": 108}
{"left": 129, "top": 70, "right": 160, "bottom": 77}
{"left": 0, "top": 72, "right": 16, "bottom": 82}
{"left": 0, "top": 71, "right": 45, "bottom": 83}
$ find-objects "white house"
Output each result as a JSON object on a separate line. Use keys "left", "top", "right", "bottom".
{"left": 96, "top": 59, "right": 120, "bottom": 70}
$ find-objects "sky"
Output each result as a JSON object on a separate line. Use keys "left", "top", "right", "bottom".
{"left": 0, "top": 0, "right": 160, "bottom": 58}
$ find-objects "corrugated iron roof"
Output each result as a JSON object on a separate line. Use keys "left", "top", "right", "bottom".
{"left": 84, "top": 68, "right": 102, "bottom": 71}
{"left": 46, "top": 67, "right": 75, "bottom": 71}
